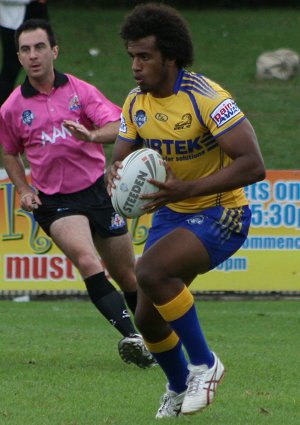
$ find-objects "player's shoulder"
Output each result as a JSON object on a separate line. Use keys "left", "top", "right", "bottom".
{"left": 125, "top": 86, "right": 143, "bottom": 100}
{"left": 122, "top": 86, "right": 142, "bottom": 107}
{"left": 179, "top": 70, "right": 229, "bottom": 100}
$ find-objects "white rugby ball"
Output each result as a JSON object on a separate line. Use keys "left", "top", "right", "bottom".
{"left": 111, "top": 148, "right": 166, "bottom": 218}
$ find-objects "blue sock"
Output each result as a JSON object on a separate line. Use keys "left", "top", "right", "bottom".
{"left": 153, "top": 341, "right": 188, "bottom": 394}
{"left": 170, "top": 305, "right": 214, "bottom": 367}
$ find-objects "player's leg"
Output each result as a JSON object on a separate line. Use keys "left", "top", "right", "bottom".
{"left": 136, "top": 227, "right": 224, "bottom": 415}
{"left": 85, "top": 175, "right": 139, "bottom": 314}
{"left": 32, "top": 183, "right": 152, "bottom": 367}
{"left": 94, "top": 232, "right": 137, "bottom": 312}
{"left": 136, "top": 206, "right": 251, "bottom": 415}
{"left": 136, "top": 226, "right": 215, "bottom": 365}
{"left": 135, "top": 289, "right": 189, "bottom": 418}
{"left": 49, "top": 215, "right": 139, "bottom": 342}
{"left": 94, "top": 232, "right": 157, "bottom": 368}
{"left": 50, "top": 215, "right": 101, "bottom": 276}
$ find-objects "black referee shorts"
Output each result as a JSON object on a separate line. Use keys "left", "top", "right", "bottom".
{"left": 33, "top": 175, "right": 128, "bottom": 237}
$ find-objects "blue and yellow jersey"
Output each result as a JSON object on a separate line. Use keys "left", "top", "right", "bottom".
{"left": 118, "top": 69, "right": 248, "bottom": 212}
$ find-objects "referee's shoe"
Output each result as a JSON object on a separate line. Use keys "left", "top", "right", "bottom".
{"left": 118, "top": 334, "right": 157, "bottom": 369}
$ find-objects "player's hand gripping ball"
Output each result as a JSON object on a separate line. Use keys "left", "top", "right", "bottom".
{"left": 111, "top": 148, "right": 166, "bottom": 218}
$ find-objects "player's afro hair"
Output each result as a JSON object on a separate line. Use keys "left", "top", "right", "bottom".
{"left": 120, "top": 3, "right": 194, "bottom": 69}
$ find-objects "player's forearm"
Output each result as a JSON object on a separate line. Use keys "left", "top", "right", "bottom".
{"left": 110, "top": 138, "right": 141, "bottom": 163}
{"left": 187, "top": 155, "right": 265, "bottom": 199}
{"left": 2, "top": 152, "right": 32, "bottom": 194}
{"left": 90, "top": 121, "right": 120, "bottom": 144}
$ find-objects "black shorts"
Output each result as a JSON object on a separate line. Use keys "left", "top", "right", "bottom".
{"left": 33, "top": 175, "right": 128, "bottom": 237}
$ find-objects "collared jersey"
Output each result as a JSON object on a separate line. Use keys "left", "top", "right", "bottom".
{"left": 118, "top": 69, "right": 248, "bottom": 212}
{"left": 0, "top": 71, "right": 121, "bottom": 194}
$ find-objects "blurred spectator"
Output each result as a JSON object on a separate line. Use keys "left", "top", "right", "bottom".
{"left": 0, "top": 0, "right": 49, "bottom": 106}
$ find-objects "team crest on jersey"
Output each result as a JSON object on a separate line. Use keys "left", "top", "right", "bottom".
{"left": 134, "top": 110, "right": 147, "bottom": 128}
{"left": 69, "top": 94, "right": 81, "bottom": 111}
{"left": 110, "top": 212, "right": 126, "bottom": 230}
{"left": 174, "top": 113, "right": 192, "bottom": 130}
{"left": 22, "top": 110, "right": 35, "bottom": 126}
{"left": 210, "top": 99, "right": 241, "bottom": 128}
{"left": 119, "top": 114, "right": 127, "bottom": 133}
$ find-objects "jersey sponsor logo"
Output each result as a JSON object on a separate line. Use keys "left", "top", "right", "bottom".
{"left": 22, "top": 110, "right": 35, "bottom": 126}
{"left": 41, "top": 123, "right": 72, "bottom": 146}
{"left": 144, "top": 136, "right": 215, "bottom": 156}
{"left": 155, "top": 112, "right": 168, "bottom": 122}
{"left": 69, "top": 94, "right": 81, "bottom": 111}
{"left": 210, "top": 99, "right": 241, "bottom": 127}
{"left": 174, "top": 113, "right": 192, "bottom": 130}
{"left": 134, "top": 109, "right": 147, "bottom": 128}
{"left": 119, "top": 114, "right": 128, "bottom": 133}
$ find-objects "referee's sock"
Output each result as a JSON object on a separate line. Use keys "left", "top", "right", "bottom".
{"left": 84, "top": 272, "right": 137, "bottom": 337}
{"left": 123, "top": 290, "right": 137, "bottom": 314}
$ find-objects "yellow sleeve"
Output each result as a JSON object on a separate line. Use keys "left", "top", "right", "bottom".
{"left": 198, "top": 80, "right": 245, "bottom": 137}
{"left": 118, "top": 93, "right": 139, "bottom": 142}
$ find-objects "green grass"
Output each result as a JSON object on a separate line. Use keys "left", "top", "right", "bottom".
{"left": 1, "top": 7, "right": 300, "bottom": 168}
{"left": 0, "top": 299, "right": 299, "bottom": 425}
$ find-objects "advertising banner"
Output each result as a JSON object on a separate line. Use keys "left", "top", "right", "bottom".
{"left": 1, "top": 170, "right": 299, "bottom": 293}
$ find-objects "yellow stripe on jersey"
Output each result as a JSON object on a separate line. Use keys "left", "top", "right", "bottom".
{"left": 119, "top": 69, "right": 248, "bottom": 212}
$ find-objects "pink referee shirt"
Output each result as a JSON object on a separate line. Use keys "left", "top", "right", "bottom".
{"left": 0, "top": 71, "right": 121, "bottom": 194}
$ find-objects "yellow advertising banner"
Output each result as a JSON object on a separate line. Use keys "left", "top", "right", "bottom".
{"left": 0, "top": 170, "right": 299, "bottom": 292}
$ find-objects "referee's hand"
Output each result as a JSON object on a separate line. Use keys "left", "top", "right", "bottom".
{"left": 20, "top": 192, "right": 42, "bottom": 212}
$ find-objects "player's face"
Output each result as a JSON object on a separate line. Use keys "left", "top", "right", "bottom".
{"left": 127, "top": 35, "right": 176, "bottom": 97}
{"left": 17, "top": 28, "right": 58, "bottom": 82}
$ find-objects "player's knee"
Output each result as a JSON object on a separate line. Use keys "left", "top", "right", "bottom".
{"left": 111, "top": 269, "right": 137, "bottom": 292}
{"left": 135, "top": 306, "right": 170, "bottom": 341}
{"left": 135, "top": 261, "right": 154, "bottom": 291}
{"left": 76, "top": 253, "right": 102, "bottom": 276}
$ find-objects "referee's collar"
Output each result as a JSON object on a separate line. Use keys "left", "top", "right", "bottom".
{"left": 21, "top": 70, "right": 69, "bottom": 98}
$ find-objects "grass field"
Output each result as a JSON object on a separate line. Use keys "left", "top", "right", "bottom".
{"left": 0, "top": 299, "right": 299, "bottom": 425}
{"left": 1, "top": 6, "right": 300, "bottom": 168}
